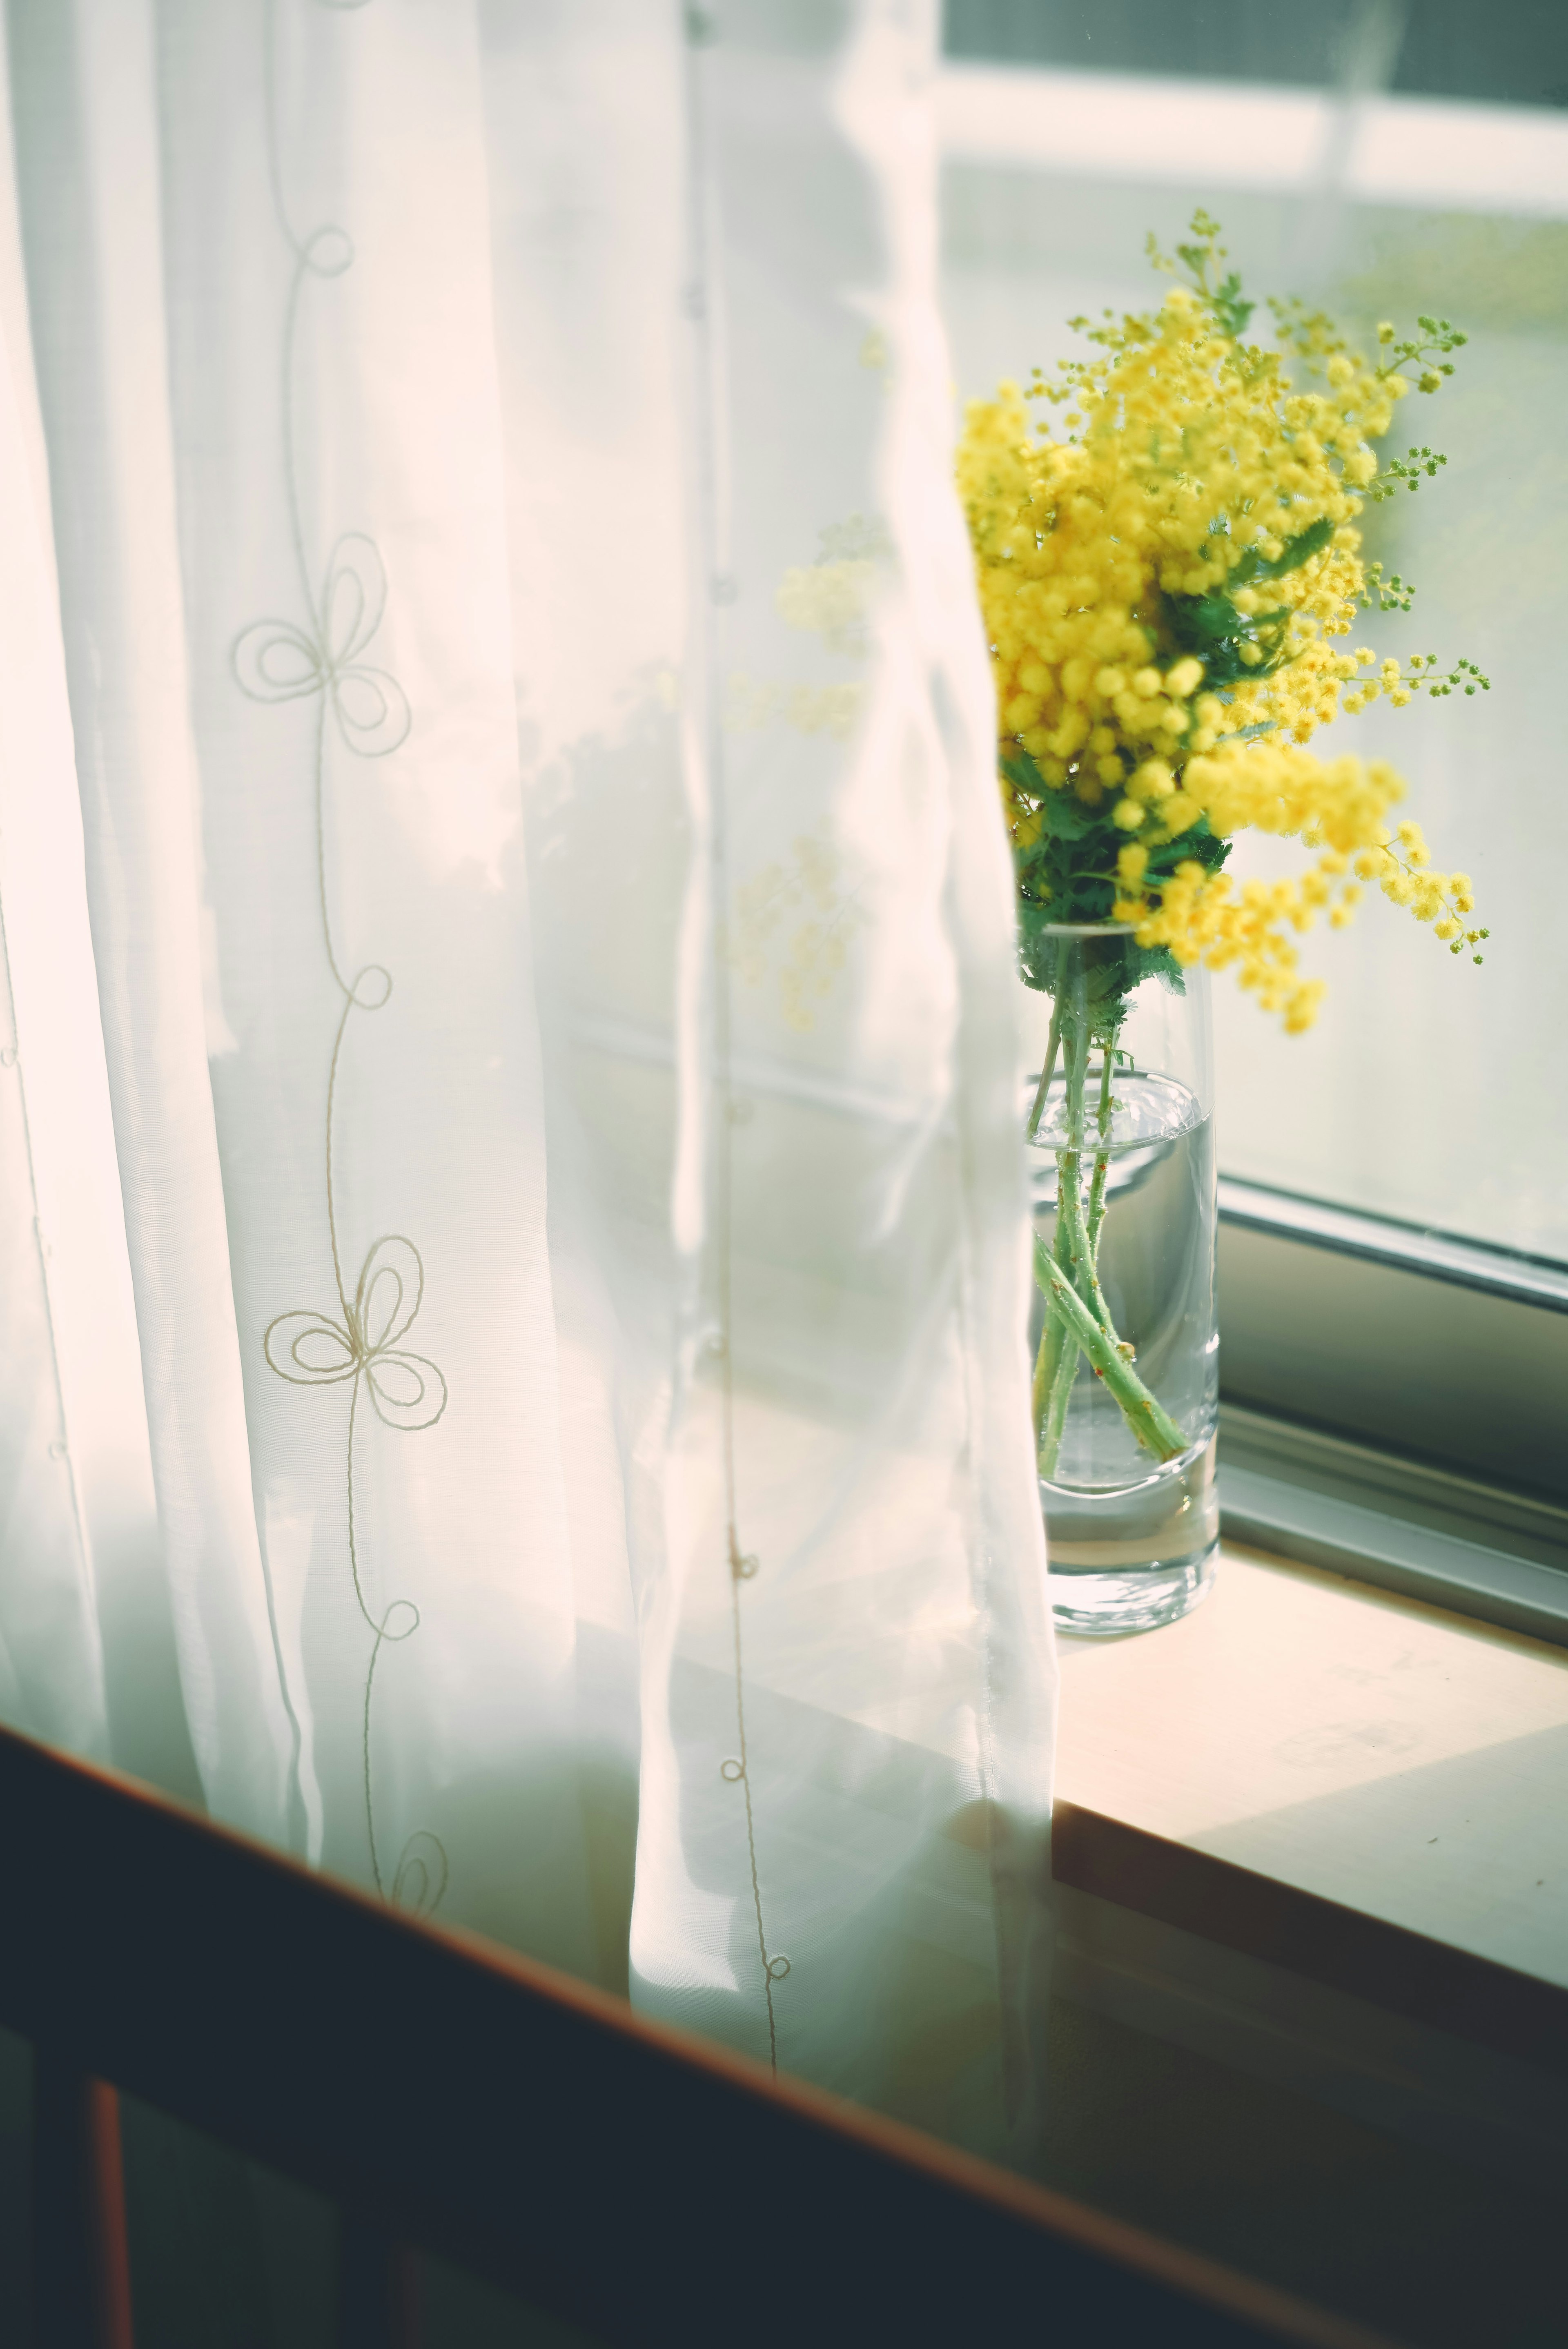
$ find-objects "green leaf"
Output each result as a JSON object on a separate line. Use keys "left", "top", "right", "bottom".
{"left": 1004, "top": 753, "right": 1106, "bottom": 841}
{"left": 1168, "top": 592, "right": 1248, "bottom": 649}
{"left": 1212, "top": 272, "right": 1254, "bottom": 340}
{"left": 1165, "top": 518, "right": 1334, "bottom": 682}
{"left": 1248, "top": 514, "right": 1334, "bottom": 582}
{"left": 1165, "top": 605, "right": 1287, "bottom": 687}
{"left": 1009, "top": 799, "right": 1232, "bottom": 1009}
{"left": 1039, "top": 791, "right": 1102, "bottom": 842}
{"left": 1144, "top": 816, "right": 1231, "bottom": 880}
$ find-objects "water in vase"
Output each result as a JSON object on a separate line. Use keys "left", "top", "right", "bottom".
{"left": 1028, "top": 1068, "right": 1219, "bottom": 1635}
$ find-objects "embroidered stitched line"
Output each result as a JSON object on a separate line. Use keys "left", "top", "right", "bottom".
{"left": 241, "top": 0, "right": 446, "bottom": 1913}
{"left": 682, "top": 18, "right": 786, "bottom": 2073}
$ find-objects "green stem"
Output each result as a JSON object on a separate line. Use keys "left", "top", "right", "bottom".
{"left": 1056, "top": 1151, "right": 1103, "bottom": 1325}
{"left": 1028, "top": 985, "right": 1069, "bottom": 1450}
{"left": 1025, "top": 995, "right": 1065, "bottom": 1143}
{"left": 1037, "top": 1318, "right": 1078, "bottom": 1480}
{"left": 1030, "top": 1312, "right": 1060, "bottom": 1443}
{"left": 1028, "top": 968, "right": 1188, "bottom": 1473}
{"left": 1031, "top": 984, "right": 1100, "bottom": 1465}
{"left": 1032, "top": 1236, "right": 1187, "bottom": 1462}
{"left": 1033, "top": 989, "right": 1186, "bottom": 1462}
{"left": 1038, "top": 1043, "right": 1087, "bottom": 1477}
{"left": 1085, "top": 1039, "right": 1116, "bottom": 1267}
{"left": 1056, "top": 1008, "right": 1114, "bottom": 1334}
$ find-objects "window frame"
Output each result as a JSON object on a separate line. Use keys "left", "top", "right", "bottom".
{"left": 1217, "top": 1177, "right": 1568, "bottom": 1645}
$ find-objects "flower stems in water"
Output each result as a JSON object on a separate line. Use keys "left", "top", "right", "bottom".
{"left": 1032, "top": 1237, "right": 1186, "bottom": 1461}
{"left": 1025, "top": 996, "right": 1064, "bottom": 1143}
{"left": 1085, "top": 1041, "right": 1115, "bottom": 1261}
{"left": 1032, "top": 1003, "right": 1187, "bottom": 1476}
{"left": 1038, "top": 1312, "right": 1078, "bottom": 1470}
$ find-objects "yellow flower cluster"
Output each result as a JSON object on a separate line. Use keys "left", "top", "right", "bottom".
{"left": 1118, "top": 784, "right": 1481, "bottom": 1032}
{"left": 1110, "top": 742, "right": 1480, "bottom": 1025}
{"left": 957, "top": 222, "right": 1487, "bottom": 1025}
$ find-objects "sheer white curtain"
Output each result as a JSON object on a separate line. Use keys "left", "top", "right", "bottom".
{"left": 0, "top": 0, "right": 1054, "bottom": 2158}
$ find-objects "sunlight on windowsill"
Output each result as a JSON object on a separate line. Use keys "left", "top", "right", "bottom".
{"left": 1056, "top": 1545, "right": 1568, "bottom": 1987}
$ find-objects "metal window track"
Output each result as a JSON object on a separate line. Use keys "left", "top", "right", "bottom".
{"left": 1217, "top": 1178, "right": 1568, "bottom": 1314}
{"left": 1218, "top": 1402, "right": 1568, "bottom": 1648}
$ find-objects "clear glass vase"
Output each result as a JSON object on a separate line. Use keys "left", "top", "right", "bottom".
{"left": 1025, "top": 924, "right": 1218, "bottom": 1636}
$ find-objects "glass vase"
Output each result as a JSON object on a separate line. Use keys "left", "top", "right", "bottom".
{"left": 1025, "top": 924, "right": 1218, "bottom": 1636}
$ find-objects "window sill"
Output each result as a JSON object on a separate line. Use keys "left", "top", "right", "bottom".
{"left": 1051, "top": 1544, "right": 1568, "bottom": 2078}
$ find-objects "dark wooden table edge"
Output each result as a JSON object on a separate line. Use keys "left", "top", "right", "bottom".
{"left": 1052, "top": 1800, "right": 1568, "bottom": 2077}
{"left": 0, "top": 1721, "right": 1396, "bottom": 2349}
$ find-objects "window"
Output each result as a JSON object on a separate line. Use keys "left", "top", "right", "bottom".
{"left": 940, "top": 0, "right": 1568, "bottom": 1634}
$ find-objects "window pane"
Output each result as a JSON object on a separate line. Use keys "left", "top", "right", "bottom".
{"left": 941, "top": 2, "right": 1568, "bottom": 1258}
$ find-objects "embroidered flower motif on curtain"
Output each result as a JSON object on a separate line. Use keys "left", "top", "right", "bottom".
{"left": 236, "top": 0, "right": 447, "bottom": 1914}
{"left": 233, "top": 530, "right": 412, "bottom": 765}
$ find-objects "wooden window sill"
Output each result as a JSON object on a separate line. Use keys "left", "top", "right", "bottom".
{"left": 1051, "top": 1544, "right": 1568, "bottom": 2075}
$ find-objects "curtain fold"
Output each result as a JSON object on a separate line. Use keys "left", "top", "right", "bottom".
{"left": 8, "top": 0, "right": 294, "bottom": 1832}
{"left": 0, "top": 0, "right": 1055, "bottom": 2161}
